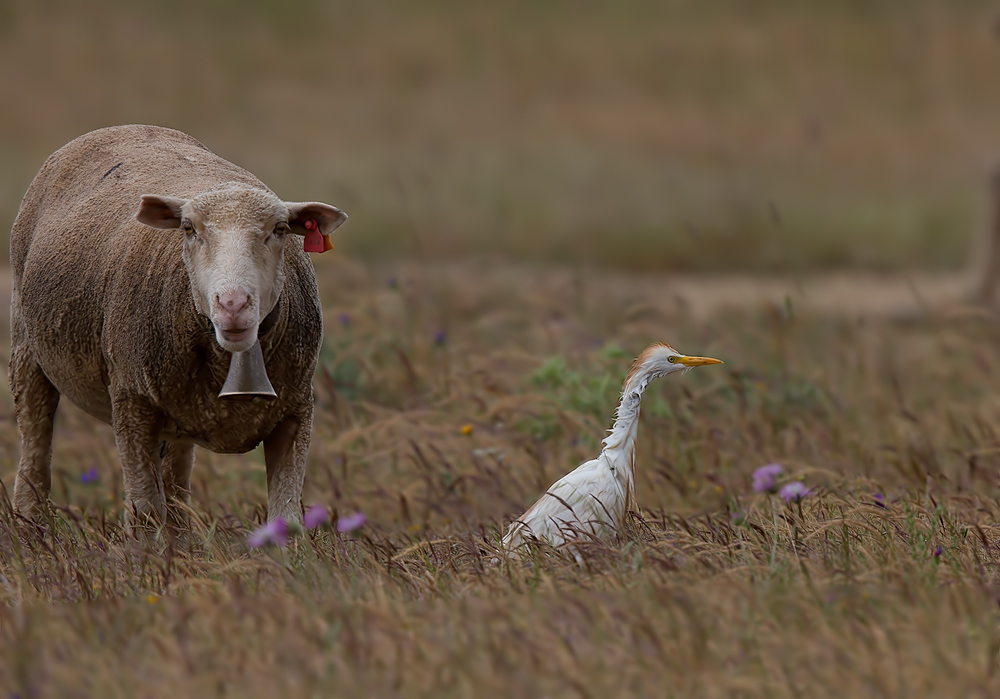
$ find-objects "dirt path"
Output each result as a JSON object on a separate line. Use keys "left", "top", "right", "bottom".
{"left": 352, "top": 259, "right": 981, "bottom": 323}
{"left": 619, "top": 271, "right": 974, "bottom": 320}
{"left": 0, "top": 263, "right": 983, "bottom": 346}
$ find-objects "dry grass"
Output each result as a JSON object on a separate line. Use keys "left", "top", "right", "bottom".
{"left": 6, "top": 2, "right": 1000, "bottom": 695}
{"left": 2, "top": 257, "right": 1000, "bottom": 696}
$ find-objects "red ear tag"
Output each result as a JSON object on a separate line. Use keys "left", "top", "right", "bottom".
{"left": 303, "top": 219, "right": 331, "bottom": 253}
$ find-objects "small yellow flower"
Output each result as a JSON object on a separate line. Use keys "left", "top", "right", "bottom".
{"left": 461, "top": 424, "right": 473, "bottom": 436}
{"left": 146, "top": 595, "right": 158, "bottom": 605}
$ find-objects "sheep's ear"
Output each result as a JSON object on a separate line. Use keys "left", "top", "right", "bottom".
{"left": 286, "top": 202, "right": 348, "bottom": 236}
{"left": 136, "top": 195, "right": 189, "bottom": 229}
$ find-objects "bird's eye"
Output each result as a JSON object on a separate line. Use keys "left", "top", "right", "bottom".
{"left": 667, "top": 356, "right": 677, "bottom": 363}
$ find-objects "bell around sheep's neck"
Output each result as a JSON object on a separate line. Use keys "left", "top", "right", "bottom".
{"left": 218, "top": 340, "right": 277, "bottom": 400}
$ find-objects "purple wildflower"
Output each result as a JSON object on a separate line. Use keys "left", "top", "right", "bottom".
{"left": 433, "top": 328, "right": 446, "bottom": 346}
{"left": 336, "top": 512, "right": 366, "bottom": 533}
{"left": 752, "top": 464, "right": 783, "bottom": 493}
{"left": 873, "top": 493, "right": 886, "bottom": 509}
{"left": 338, "top": 313, "right": 350, "bottom": 326}
{"left": 247, "top": 518, "right": 290, "bottom": 548}
{"left": 933, "top": 545, "right": 943, "bottom": 558}
{"left": 779, "top": 481, "right": 810, "bottom": 502}
{"left": 303, "top": 505, "right": 330, "bottom": 530}
{"left": 80, "top": 467, "right": 99, "bottom": 484}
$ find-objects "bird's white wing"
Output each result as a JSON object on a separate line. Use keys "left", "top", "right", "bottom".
{"left": 502, "top": 457, "right": 627, "bottom": 550}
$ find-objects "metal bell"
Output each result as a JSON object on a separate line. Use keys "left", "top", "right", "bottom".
{"left": 219, "top": 339, "right": 277, "bottom": 400}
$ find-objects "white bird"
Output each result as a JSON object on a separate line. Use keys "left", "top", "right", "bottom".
{"left": 502, "top": 342, "right": 722, "bottom": 555}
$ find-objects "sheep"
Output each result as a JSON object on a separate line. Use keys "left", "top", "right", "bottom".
{"left": 9, "top": 124, "right": 347, "bottom": 535}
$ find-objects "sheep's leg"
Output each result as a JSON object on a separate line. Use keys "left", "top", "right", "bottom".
{"left": 162, "top": 441, "right": 195, "bottom": 536}
{"left": 110, "top": 392, "right": 167, "bottom": 536}
{"left": 263, "top": 404, "right": 312, "bottom": 526}
{"left": 10, "top": 347, "right": 60, "bottom": 520}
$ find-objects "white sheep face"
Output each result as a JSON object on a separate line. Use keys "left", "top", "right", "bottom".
{"left": 136, "top": 184, "right": 346, "bottom": 353}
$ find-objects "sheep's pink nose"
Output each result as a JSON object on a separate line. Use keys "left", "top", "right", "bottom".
{"left": 217, "top": 291, "right": 248, "bottom": 315}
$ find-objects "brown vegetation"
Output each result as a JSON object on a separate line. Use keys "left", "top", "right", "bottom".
{"left": 5, "top": 1, "right": 1000, "bottom": 695}
{"left": 0, "top": 257, "right": 999, "bottom": 695}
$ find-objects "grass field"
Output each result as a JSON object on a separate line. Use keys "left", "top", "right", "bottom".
{"left": 1, "top": 258, "right": 1000, "bottom": 696}
{"left": 7, "top": 1, "right": 1000, "bottom": 696}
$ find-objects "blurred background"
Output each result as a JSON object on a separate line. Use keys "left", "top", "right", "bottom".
{"left": 2, "top": 0, "right": 999, "bottom": 272}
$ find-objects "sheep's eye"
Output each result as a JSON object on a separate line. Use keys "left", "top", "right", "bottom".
{"left": 182, "top": 220, "right": 195, "bottom": 235}
{"left": 274, "top": 222, "right": 289, "bottom": 235}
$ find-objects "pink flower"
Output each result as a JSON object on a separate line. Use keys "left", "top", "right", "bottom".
{"left": 779, "top": 482, "right": 810, "bottom": 502}
{"left": 752, "top": 464, "right": 783, "bottom": 493}
{"left": 247, "top": 518, "right": 290, "bottom": 548}
{"left": 336, "top": 512, "right": 366, "bottom": 533}
{"left": 303, "top": 505, "right": 330, "bottom": 530}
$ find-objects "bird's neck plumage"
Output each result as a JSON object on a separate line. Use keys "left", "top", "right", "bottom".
{"left": 601, "top": 361, "right": 663, "bottom": 508}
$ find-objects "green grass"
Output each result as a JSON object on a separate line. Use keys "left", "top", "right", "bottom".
{"left": 3, "top": 260, "right": 1000, "bottom": 695}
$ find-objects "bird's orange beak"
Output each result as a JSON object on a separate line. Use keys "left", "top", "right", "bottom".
{"left": 677, "top": 355, "right": 724, "bottom": 367}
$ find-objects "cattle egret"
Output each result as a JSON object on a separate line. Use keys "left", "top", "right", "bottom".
{"left": 502, "top": 343, "right": 722, "bottom": 554}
